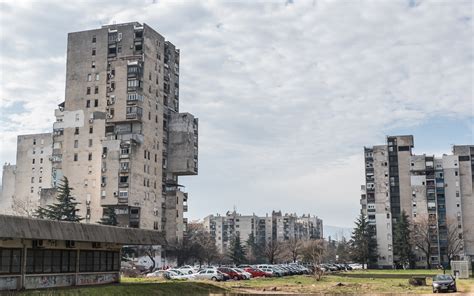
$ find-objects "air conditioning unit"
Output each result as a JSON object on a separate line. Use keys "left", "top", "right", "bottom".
{"left": 101, "top": 167, "right": 107, "bottom": 173}
{"left": 89, "top": 118, "right": 94, "bottom": 123}
{"left": 113, "top": 191, "right": 118, "bottom": 197}
{"left": 106, "top": 114, "right": 113, "bottom": 119}
{"left": 32, "top": 240, "right": 44, "bottom": 248}
{"left": 101, "top": 183, "right": 106, "bottom": 187}
{"left": 102, "top": 153, "right": 107, "bottom": 159}
{"left": 86, "top": 200, "right": 91, "bottom": 205}
{"left": 66, "top": 240, "right": 76, "bottom": 248}
{"left": 92, "top": 242, "right": 101, "bottom": 248}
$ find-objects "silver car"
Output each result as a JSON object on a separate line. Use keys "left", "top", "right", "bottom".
{"left": 194, "top": 268, "right": 225, "bottom": 281}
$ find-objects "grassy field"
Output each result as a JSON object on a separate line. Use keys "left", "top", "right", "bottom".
{"left": 6, "top": 270, "right": 474, "bottom": 295}
{"left": 8, "top": 281, "right": 228, "bottom": 296}
{"left": 217, "top": 270, "right": 474, "bottom": 294}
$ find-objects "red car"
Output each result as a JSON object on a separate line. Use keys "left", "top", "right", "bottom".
{"left": 217, "top": 267, "right": 244, "bottom": 280}
{"left": 244, "top": 267, "right": 272, "bottom": 278}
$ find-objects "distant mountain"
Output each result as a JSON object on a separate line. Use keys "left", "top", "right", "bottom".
{"left": 323, "top": 225, "right": 352, "bottom": 241}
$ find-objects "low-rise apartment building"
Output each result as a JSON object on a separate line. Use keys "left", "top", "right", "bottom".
{"left": 203, "top": 210, "right": 323, "bottom": 253}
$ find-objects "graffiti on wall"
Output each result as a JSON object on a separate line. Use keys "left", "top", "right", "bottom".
{"left": 24, "top": 275, "right": 74, "bottom": 289}
{"left": 0, "top": 276, "right": 18, "bottom": 291}
{"left": 78, "top": 273, "right": 118, "bottom": 286}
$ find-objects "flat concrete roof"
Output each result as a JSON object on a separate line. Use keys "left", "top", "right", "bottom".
{"left": 0, "top": 215, "right": 165, "bottom": 245}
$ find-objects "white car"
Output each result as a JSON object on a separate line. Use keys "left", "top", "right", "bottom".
{"left": 165, "top": 270, "right": 196, "bottom": 280}
{"left": 348, "top": 263, "right": 364, "bottom": 270}
{"left": 178, "top": 265, "right": 197, "bottom": 274}
{"left": 194, "top": 269, "right": 225, "bottom": 281}
{"left": 146, "top": 270, "right": 168, "bottom": 278}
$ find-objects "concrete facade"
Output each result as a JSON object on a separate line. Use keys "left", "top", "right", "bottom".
{"left": 361, "top": 136, "right": 473, "bottom": 268}
{"left": 0, "top": 215, "right": 163, "bottom": 291}
{"left": 0, "top": 164, "right": 16, "bottom": 215}
{"left": 0, "top": 134, "right": 52, "bottom": 216}
{"left": 453, "top": 145, "right": 474, "bottom": 263}
{"left": 0, "top": 22, "right": 198, "bottom": 245}
{"left": 203, "top": 211, "right": 323, "bottom": 254}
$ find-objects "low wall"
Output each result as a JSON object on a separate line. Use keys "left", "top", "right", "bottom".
{"left": 0, "top": 273, "right": 120, "bottom": 291}
{"left": 77, "top": 273, "right": 119, "bottom": 285}
{"left": 25, "top": 274, "right": 74, "bottom": 289}
{"left": 0, "top": 276, "right": 19, "bottom": 290}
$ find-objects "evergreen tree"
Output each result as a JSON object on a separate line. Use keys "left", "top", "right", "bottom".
{"left": 350, "top": 213, "right": 377, "bottom": 268}
{"left": 246, "top": 233, "right": 258, "bottom": 264}
{"left": 336, "top": 237, "right": 352, "bottom": 263}
{"left": 393, "top": 211, "right": 413, "bottom": 269}
{"left": 99, "top": 207, "right": 118, "bottom": 226}
{"left": 34, "top": 177, "right": 82, "bottom": 222}
{"left": 228, "top": 235, "right": 246, "bottom": 265}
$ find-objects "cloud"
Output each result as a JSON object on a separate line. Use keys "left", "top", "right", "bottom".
{"left": 0, "top": 0, "right": 472, "bottom": 226}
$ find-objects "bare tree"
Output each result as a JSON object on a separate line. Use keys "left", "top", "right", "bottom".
{"left": 285, "top": 237, "right": 303, "bottom": 263}
{"left": 411, "top": 215, "right": 433, "bottom": 269}
{"left": 301, "top": 239, "right": 326, "bottom": 280}
{"left": 445, "top": 218, "right": 464, "bottom": 264}
{"left": 263, "top": 240, "right": 282, "bottom": 264}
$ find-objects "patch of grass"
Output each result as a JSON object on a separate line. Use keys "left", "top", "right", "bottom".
{"left": 216, "top": 270, "right": 474, "bottom": 294}
{"left": 14, "top": 281, "right": 228, "bottom": 296}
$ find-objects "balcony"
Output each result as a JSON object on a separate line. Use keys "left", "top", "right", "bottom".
{"left": 126, "top": 107, "right": 143, "bottom": 120}
{"left": 183, "top": 204, "right": 188, "bottom": 212}
{"left": 118, "top": 197, "right": 128, "bottom": 204}
{"left": 50, "top": 155, "right": 62, "bottom": 163}
{"left": 119, "top": 182, "right": 129, "bottom": 188}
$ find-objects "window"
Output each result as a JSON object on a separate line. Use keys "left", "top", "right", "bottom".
{"left": 92, "top": 35, "right": 96, "bottom": 43}
{"left": 27, "top": 249, "right": 76, "bottom": 274}
{"left": 88, "top": 139, "right": 93, "bottom": 147}
{"left": 30, "top": 187, "right": 34, "bottom": 193}
{"left": 39, "top": 177, "right": 42, "bottom": 183}
{"left": 87, "top": 74, "right": 92, "bottom": 82}
{"left": 92, "top": 49, "right": 96, "bottom": 56}
{"left": 94, "top": 86, "right": 99, "bottom": 94}
{"left": 33, "top": 139, "right": 36, "bottom": 145}
{"left": 75, "top": 127, "right": 79, "bottom": 135}
{"left": 32, "top": 159, "right": 35, "bottom": 164}
{"left": 74, "top": 153, "right": 78, "bottom": 161}
{"left": 74, "top": 140, "right": 79, "bottom": 148}
{"left": 88, "top": 153, "right": 92, "bottom": 161}
{"left": 95, "top": 73, "right": 99, "bottom": 81}
{"left": 86, "top": 87, "right": 91, "bottom": 95}
{"left": 0, "top": 249, "right": 22, "bottom": 274}
{"left": 94, "top": 99, "right": 98, "bottom": 107}
{"left": 31, "top": 177, "right": 34, "bottom": 183}
{"left": 91, "top": 61, "right": 96, "bottom": 68}
{"left": 78, "top": 251, "right": 119, "bottom": 273}
{"left": 89, "top": 126, "right": 93, "bottom": 134}
{"left": 86, "top": 100, "right": 90, "bottom": 108}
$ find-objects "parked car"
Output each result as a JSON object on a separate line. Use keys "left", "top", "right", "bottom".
{"left": 432, "top": 274, "right": 457, "bottom": 293}
{"left": 178, "top": 265, "right": 197, "bottom": 274}
{"left": 259, "top": 267, "right": 275, "bottom": 277}
{"left": 244, "top": 267, "right": 272, "bottom": 278}
{"left": 194, "top": 269, "right": 225, "bottom": 281}
{"left": 234, "top": 268, "right": 252, "bottom": 279}
{"left": 161, "top": 270, "right": 196, "bottom": 280}
{"left": 146, "top": 270, "right": 168, "bottom": 278}
{"left": 217, "top": 267, "right": 244, "bottom": 280}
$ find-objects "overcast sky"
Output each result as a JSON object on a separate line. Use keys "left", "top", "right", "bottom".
{"left": 0, "top": 0, "right": 472, "bottom": 227}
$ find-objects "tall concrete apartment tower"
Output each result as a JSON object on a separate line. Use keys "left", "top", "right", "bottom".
{"left": 49, "top": 22, "right": 197, "bottom": 242}
{"left": 362, "top": 137, "right": 473, "bottom": 268}
{"left": 363, "top": 135, "right": 414, "bottom": 267}
{"left": 453, "top": 146, "right": 474, "bottom": 264}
